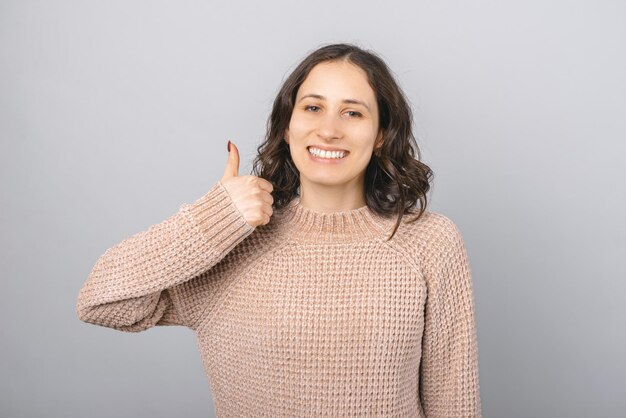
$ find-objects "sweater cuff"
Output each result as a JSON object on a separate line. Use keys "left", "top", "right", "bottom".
{"left": 187, "top": 180, "right": 255, "bottom": 246}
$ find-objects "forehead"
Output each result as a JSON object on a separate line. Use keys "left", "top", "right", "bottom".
{"left": 297, "top": 61, "right": 375, "bottom": 101}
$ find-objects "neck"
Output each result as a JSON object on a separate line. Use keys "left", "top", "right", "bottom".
{"left": 272, "top": 196, "right": 392, "bottom": 244}
{"left": 298, "top": 178, "right": 366, "bottom": 212}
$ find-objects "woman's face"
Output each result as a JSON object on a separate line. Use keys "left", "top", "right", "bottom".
{"left": 285, "top": 60, "right": 382, "bottom": 195}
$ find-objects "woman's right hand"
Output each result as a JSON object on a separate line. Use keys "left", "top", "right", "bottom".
{"left": 220, "top": 140, "right": 274, "bottom": 228}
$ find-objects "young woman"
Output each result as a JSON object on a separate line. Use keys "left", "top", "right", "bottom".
{"left": 77, "top": 43, "right": 482, "bottom": 417}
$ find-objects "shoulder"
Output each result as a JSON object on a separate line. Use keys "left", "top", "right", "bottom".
{"left": 409, "top": 210, "right": 459, "bottom": 230}
{"left": 421, "top": 211, "right": 465, "bottom": 246}
{"left": 395, "top": 209, "right": 465, "bottom": 248}
{"left": 385, "top": 209, "right": 468, "bottom": 271}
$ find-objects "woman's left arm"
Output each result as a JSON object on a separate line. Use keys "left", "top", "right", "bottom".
{"left": 418, "top": 214, "right": 482, "bottom": 417}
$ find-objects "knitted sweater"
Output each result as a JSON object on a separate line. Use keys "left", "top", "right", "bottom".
{"left": 76, "top": 180, "right": 482, "bottom": 417}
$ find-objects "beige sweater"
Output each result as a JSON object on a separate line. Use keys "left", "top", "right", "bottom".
{"left": 76, "top": 180, "right": 482, "bottom": 417}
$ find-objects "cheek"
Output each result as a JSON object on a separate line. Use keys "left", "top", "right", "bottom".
{"left": 287, "top": 113, "right": 311, "bottom": 135}
{"left": 350, "top": 125, "right": 379, "bottom": 147}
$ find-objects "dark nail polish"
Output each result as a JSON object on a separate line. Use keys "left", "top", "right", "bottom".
{"left": 227, "top": 140, "right": 231, "bottom": 152}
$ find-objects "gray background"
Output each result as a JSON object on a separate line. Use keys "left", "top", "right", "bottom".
{"left": 1, "top": 0, "right": 624, "bottom": 417}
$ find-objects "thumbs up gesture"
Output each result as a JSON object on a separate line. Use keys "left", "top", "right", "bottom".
{"left": 220, "top": 140, "right": 275, "bottom": 228}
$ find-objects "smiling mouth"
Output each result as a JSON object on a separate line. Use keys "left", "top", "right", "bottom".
{"left": 307, "top": 146, "right": 349, "bottom": 159}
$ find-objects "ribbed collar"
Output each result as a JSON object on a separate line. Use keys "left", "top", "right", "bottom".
{"left": 273, "top": 196, "right": 393, "bottom": 243}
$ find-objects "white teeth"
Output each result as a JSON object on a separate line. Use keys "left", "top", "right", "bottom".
{"left": 308, "top": 147, "right": 347, "bottom": 159}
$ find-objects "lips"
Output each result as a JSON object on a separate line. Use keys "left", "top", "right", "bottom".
{"left": 307, "top": 145, "right": 349, "bottom": 153}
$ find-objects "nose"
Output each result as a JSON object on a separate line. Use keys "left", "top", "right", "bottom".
{"left": 316, "top": 111, "right": 342, "bottom": 141}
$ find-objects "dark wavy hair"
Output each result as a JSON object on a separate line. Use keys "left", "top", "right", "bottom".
{"left": 251, "top": 42, "right": 434, "bottom": 241}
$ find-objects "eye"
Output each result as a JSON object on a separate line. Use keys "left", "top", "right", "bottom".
{"left": 346, "top": 110, "right": 363, "bottom": 118}
{"left": 304, "top": 105, "right": 321, "bottom": 112}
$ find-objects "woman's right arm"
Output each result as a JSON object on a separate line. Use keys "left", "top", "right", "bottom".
{"left": 75, "top": 180, "right": 255, "bottom": 332}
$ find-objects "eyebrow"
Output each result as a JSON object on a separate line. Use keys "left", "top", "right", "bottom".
{"left": 297, "top": 94, "right": 371, "bottom": 112}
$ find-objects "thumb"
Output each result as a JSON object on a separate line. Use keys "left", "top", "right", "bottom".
{"left": 222, "top": 140, "right": 240, "bottom": 179}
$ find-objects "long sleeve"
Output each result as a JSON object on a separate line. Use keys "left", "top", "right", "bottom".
{"left": 419, "top": 215, "right": 482, "bottom": 417}
{"left": 76, "top": 180, "right": 255, "bottom": 332}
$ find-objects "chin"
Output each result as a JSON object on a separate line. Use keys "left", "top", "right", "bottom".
{"left": 300, "top": 174, "right": 342, "bottom": 185}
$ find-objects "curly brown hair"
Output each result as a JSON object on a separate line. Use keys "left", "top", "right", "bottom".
{"left": 251, "top": 42, "right": 434, "bottom": 241}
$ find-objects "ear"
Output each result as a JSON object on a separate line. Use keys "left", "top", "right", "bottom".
{"left": 374, "top": 130, "right": 384, "bottom": 151}
{"left": 284, "top": 129, "right": 290, "bottom": 144}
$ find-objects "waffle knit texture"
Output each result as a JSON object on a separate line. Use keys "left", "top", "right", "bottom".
{"left": 76, "top": 180, "right": 482, "bottom": 417}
